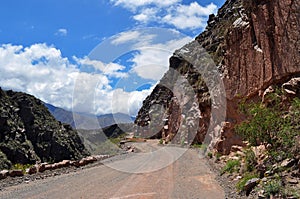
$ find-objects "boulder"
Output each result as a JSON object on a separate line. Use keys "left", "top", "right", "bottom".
{"left": 0, "top": 170, "right": 9, "bottom": 179}
{"left": 244, "top": 178, "right": 260, "bottom": 195}
{"left": 26, "top": 165, "right": 38, "bottom": 175}
{"left": 282, "top": 77, "right": 300, "bottom": 96}
{"left": 45, "top": 164, "right": 53, "bottom": 171}
{"left": 262, "top": 86, "right": 275, "bottom": 103}
{"left": 286, "top": 177, "right": 298, "bottom": 184}
{"left": 79, "top": 156, "right": 97, "bottom": 167}
{"left": 60, "top": 160, "right": 71, "bottom": 167}
{"left": 94, "top": 155, "right": 110, "bottom": 161}
{"left": 9, "top": 169, "right": 24, "bottom": 177}
{"left": 78, "top": 160, "right": 86, "bottom": 167}
{"left": 71, "top": 160, "right": 81, "bottom": 167}
{"left": 281, "top": 159, "right": 296, "bottom": 168}
{"left": 38, "top": 163, "right": 49, "bottom": 172}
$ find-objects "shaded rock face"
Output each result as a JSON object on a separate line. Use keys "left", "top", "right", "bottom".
{"left": 135, "top": 0, "right": 300, "bottom": 153}
{"left": 0, "top": 88, "right": 88, "bottom": 169}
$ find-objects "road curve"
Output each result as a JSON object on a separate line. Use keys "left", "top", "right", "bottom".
{"left": 0, "top": 142, "right": 225, "bottom": 199}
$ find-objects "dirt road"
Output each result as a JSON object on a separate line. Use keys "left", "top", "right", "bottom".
{"left": 0, "top": 141, "right": 225, "bottom": 199}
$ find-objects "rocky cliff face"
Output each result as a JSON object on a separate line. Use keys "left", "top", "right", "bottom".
{"left": 135, "top": 0, "right": 300, "bottom": 153}
{"left": 0, "top": 88, "right": 88, "bottom": 169}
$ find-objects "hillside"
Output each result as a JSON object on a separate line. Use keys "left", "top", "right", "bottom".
{"left": 0, "top": 88, "right": 89, "bottom": 170}
{"left": 77, "top": 123, "right": 134, "bottom": 155}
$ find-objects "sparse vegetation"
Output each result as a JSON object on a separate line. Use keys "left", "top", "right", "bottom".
{"left": 263, "top": 179, "right": 282, "bottom": 197}
{"left": 207, "top": 152, "right": 213, "bottom": 159}
{"left": 244, "top": 149, "right": 256, "bottom": 172}
{"left": 12, "top": 163, "right": 32, "bottom": 174}
{"left": 92, "top": 139, "right": 122, "bottom": 155}
{"left": 191, "top": 143, "right": 202, "bottom": 149}
{"left": 159, "top": 139, "right": 163, "bottom": 145}
{"left": 215, "top": 152, "right": 222, "bottom": 161}
{"left": 233, "top": 91, "right": 300, "bottom": 197}
{"left": 109, "top": 134, "right": 126, "bottom": 145}
{"left": 221, "top": 159, "right": 240, "bottom": 175}
{"left": 236, "top": 92, "right": 300, "bottom": 163}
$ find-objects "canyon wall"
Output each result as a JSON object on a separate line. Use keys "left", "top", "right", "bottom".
{"left": 135, "top": 0, "right": 300, "bottom": 154}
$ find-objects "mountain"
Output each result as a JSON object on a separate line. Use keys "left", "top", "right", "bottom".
{"left": 0, "top": 88, "right": 89, "bottom": 170}
{"left": 135, "top": 0, "right": 300, "bottom": 154}
{"left": 45, "top": 103, "right": 134, "bottom": 130}
{"left": 77, "top": 123, "right": 134, "bottom": 155}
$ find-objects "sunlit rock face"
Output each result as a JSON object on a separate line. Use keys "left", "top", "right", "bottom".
{"left": 135, "top": 0, "right": 300, "bottom": 154}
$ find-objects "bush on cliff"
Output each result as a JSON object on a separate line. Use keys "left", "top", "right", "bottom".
{"left": 236, "top": 94, "right": 300, "bottom": 162}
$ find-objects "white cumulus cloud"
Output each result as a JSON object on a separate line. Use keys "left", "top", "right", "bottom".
{"left": 108, "top": 29, "right": 192, "bottom": 81}
{"left": 133, "top": 8, "right": 158, "bottom": 23}
{"left": 110, "top": 0, "right": 217, "bottom": 30}
{"left": 0, "top": 43, "right": 149, "bottom": 116}
{"left": 111, "top": 88, "right": 153, "bottom": 116}
{"left": 131, "top": 37, "right": 192, "bottom": 80}
{"left": 0, "top": 28, "right": 193, "bottom": 116}
{"left": 74, "top": 56, "right": 128, "bottom": 78}
{"left": 162, "top": 2, "right": 217, "bottom": 30}
{"left": 111, "top": 31, "right": 156, "bottom": 46}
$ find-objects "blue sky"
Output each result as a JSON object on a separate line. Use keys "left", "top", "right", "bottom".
{"left": 0, "top": 0, "right": 225, "bottom": 116}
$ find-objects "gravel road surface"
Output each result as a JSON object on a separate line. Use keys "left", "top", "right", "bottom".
{"left": 0, "top": 141, "right": 225, "bottom": 199}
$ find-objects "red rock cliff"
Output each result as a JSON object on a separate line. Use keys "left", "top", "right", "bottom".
{"left": 135, "top": 0, "right": 300, "bottom": 154}
{"left": 224, "top": 0, "right": 300, "bottom": 100}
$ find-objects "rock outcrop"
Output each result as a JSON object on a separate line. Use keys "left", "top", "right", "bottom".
{"left": 135, "top": 0, "right": 300, "bottom": 153}
{"left": 0, "top": 88, "right": 89, "bottom": 169}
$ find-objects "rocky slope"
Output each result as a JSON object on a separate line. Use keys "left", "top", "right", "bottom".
{"left": 0, "top": 88, "right": 89, "bottom": 170}
{"left": 77, "top": 123, "right": 134, "bottom": 155}
{"left": 135, "top": 0, "right": 300, "bottom": 153}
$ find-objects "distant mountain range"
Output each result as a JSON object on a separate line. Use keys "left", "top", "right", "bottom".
{"left": 45, "top": 103, "right": 135, "bottom": 130}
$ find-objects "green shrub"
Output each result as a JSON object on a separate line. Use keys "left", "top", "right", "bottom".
{"left": 108, "top": 133, "right": 126, "bottom": 145}
{"left": 263, "top": 179, "right": 282, "bottom": 197}
{"left": 159, "top": 139, "right": 163, "bottom": 145}
{"left": 0, "top": 151, "right": 12, "bottom": 170}
{"left": 191, "top": 143, "right": 202, "bottom": 148}
{"left": 221, "top": 159, "right": 240, "bottom": 175}
{"left": 215, "top": 152, "right": 222, "bottom": 161}
{"left": 235, "top": 95, "right": 300, "bottom": 164}
{"left": 244, "top": 149, "right": 257, "bottom": 172}
{"left": 191, "top": 143, "right": 208, "bottom": 152}
{"left": 235, "top": 103, "right": 281, "bottom": 146}
{"left": 12, "top": 163, "right": 32, "bottom": 173}
{"left": 207, "top": 152, "right": 213, "bottom": 159}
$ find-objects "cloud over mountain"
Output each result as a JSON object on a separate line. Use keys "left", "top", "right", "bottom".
{"left": 0, "top": 29, "right": 190, "bottom": 116}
